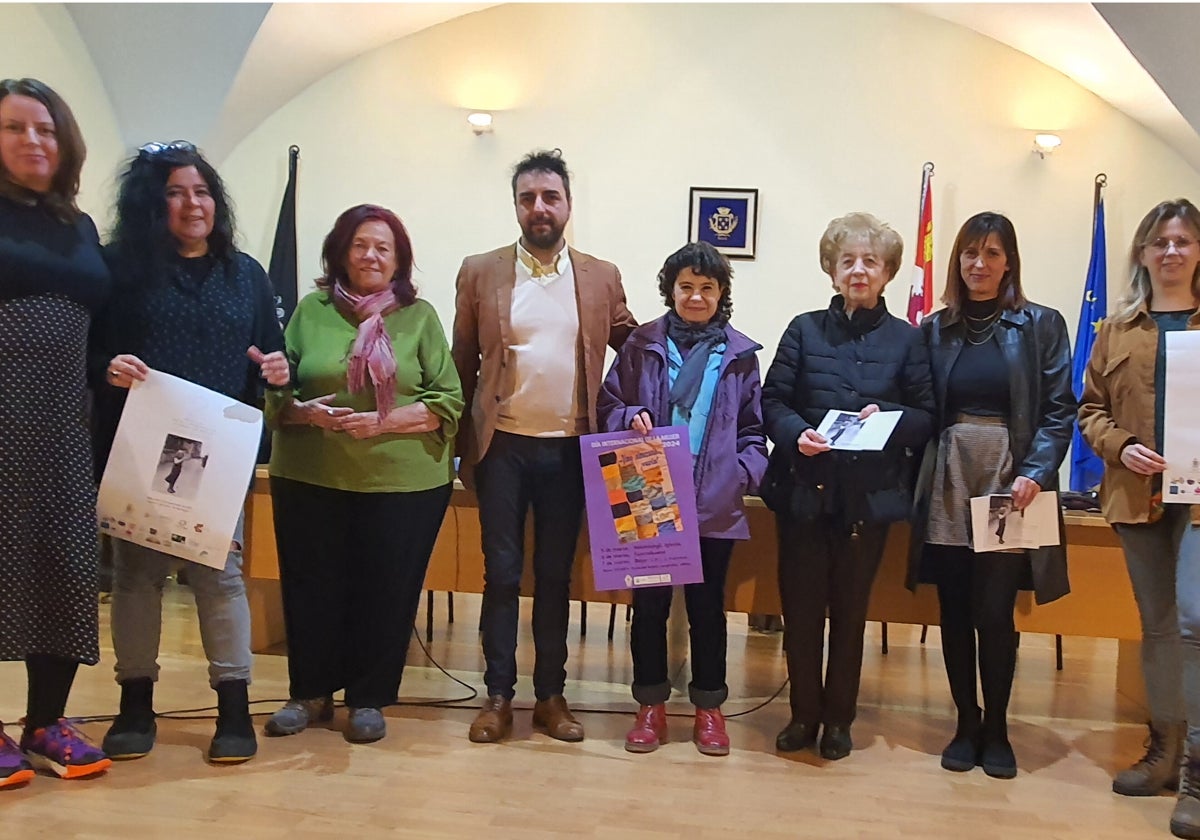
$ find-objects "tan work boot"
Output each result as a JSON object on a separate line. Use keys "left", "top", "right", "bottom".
{"left": 1114, "top": 721, "right": 1185, "bottom": 796}
{"left": 1171, "top": 751, "right": 1200, "bottom": 839}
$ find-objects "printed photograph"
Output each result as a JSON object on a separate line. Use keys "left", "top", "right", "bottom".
{"left": 150, "top": 433, "right": 208, "bottom": 501}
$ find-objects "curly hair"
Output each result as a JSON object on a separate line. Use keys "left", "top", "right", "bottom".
{"left": 316, "top": 204, "right": 416, "bottom": 306}
{"left": 108, "top": 144, "right": 237, "bottom": 286}
{"left": 818, "top": 212, "right": 904, "bottom": 280}
{"left": 656, "top": 241, "right": 733, "bottom": 324}
{"left": 511, "top": 148, "right": 571, "bottom": 200}
{"left": 0, "top": 78, "right": 86, "bottom": 223}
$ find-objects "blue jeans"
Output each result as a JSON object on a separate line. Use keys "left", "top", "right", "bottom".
{"left": 1114, "top": 505, "right": 1200, "bottom": 750}
{"left": 109, "top": 513, "right": 251, "bottom": 689}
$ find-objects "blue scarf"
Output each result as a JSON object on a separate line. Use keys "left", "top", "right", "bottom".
{"left": 666, "top": 334, "right": 724, "bottom": 457}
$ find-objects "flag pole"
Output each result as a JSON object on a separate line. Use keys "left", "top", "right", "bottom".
{"left": 1093, "top": 172, "right": 1106, "bottom": 215}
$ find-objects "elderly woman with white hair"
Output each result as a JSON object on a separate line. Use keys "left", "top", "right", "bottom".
{"left": 761, "top": 212, "right": 934, "bottom": 761}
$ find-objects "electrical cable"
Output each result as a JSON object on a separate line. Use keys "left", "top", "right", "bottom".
{"left": 64, "top": 621, "right": 787, "bottom": 724}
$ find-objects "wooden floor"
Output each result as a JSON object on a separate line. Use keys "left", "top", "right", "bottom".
{"left": 0, "top": 583, "right": 1178, "bottom": 839}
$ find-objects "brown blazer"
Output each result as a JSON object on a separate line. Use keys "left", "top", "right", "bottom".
{"left": 451, "top": 243, "right": 637, "bottom": 484}
{"left": 1078, "top": 302, "right": 1200, "bottom": 525}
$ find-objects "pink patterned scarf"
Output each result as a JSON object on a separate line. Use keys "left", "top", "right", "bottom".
{"left": 331, "top": 282, "right": 399, "bottom": 416}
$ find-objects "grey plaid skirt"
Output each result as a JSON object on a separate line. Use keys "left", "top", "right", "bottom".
{"left": 926, "top": 413, "right": 1014, "bottom": 548}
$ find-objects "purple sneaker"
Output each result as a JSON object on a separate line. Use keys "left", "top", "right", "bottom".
{"left": 0, "top": 725, "right": 34, "bottom": 788}
{"left": 20, "top": 719, "right": 112, "bottom": 779}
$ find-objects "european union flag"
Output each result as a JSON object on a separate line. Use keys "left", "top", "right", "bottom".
{"left": 1070, "top": 195, "right": 1107, "bottom": 491}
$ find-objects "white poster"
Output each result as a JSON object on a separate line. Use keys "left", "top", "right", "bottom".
{"left": 969, "top": 492, "right": 1060, "bottom": 552}
{"left": 97, "top": 370, "right": 263, "bottom": 568}
{"left": 1163, "top": 330, "right": 1200, "bottom": 504}
{"left": 814, "top": 409, "right": 903, "bottom": 451}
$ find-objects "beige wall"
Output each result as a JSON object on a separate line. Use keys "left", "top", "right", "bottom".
{"left": 3, "top": 3, "right": 124, "bottom": 228}
{"left": 220, "top": 2, "right": 1200, "bottom": 356}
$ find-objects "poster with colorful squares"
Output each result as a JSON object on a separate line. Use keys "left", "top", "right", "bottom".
{"left": 580, "top": 426, "right": 703, "bottom": 591}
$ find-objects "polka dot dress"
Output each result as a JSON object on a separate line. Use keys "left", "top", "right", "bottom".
{"left": 0, "top": 197, "right": 110, "bottom": 665}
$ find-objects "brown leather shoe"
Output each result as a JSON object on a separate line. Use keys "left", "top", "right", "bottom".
{"left": 532, "top": 695, "right": 585, "bottom": 742}
{"left": 468, "top": 695, "right": 512, "bottom": 743}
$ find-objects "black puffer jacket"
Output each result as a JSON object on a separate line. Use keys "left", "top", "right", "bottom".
{"left": 761, "top": 295, "right": 935, "bottom": 525}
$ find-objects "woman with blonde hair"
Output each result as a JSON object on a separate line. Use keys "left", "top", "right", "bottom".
{"left": 1079, "top": 199, "right": 1200, "bottom": 839}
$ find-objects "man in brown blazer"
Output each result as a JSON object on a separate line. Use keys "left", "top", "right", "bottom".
{"left": 452, "top": 149, "right": 637, "bottom": 743}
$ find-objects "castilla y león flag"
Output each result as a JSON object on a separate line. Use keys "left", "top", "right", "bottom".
{"left": 907, "top": 163, "right": 934, "bottom": 326}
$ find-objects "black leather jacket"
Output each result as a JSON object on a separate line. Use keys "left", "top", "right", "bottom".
{"left": 908, "top": 300, "right": 1077, "bottom": 604}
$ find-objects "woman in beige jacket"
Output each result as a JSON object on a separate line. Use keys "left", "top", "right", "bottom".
{"left": 1079, "top": 199, "right": 1200, "bottom": 840}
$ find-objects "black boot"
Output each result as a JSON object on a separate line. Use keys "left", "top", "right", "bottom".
{"left": 941, "top": 705, "right": 981, "bottom": 772}
{"left": 102, "top": 677, "right": 157, "bottom": 759}
{"left": 208, "top": 679, "right": 257, "bottom": 764}
{"left": 979, "top": 712, "right": 1017, "bottom": 779}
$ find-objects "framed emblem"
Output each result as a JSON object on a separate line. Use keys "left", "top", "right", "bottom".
{"left": 688, "top": 187, "right": 759, "bottom": 259}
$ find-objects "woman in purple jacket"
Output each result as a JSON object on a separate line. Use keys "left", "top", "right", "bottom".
{"left": 598, "top": 241, "right": 768, "bottom": 757}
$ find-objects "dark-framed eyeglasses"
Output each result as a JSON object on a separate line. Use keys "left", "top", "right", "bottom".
{"left": 137, "top": 140, "right": 197, "bottom": 159}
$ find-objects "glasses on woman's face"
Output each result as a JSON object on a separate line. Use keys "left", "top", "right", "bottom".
{"left": 137, "top": 140, "right": 196, "bottom": 159}
{"left": 1143, "top": 236, "right": 1197, "bottom": 255}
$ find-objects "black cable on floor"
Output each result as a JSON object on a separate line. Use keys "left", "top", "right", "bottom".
{"left": 65, "top": 623, "right": 786, "bottom": 723}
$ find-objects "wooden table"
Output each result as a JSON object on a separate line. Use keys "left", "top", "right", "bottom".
{"left": 243, "top": 469, "right": 1146, "bottom": 715}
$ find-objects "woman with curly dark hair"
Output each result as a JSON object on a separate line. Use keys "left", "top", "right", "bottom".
{"left": 0, "top": 77, "right": 112, "bottom": 786}
{"left": 263, "top": 204, "right": 463, "bottom": 744}
{"left": 598, "top": 240, "right": 767, "bottom": 757}
{"left": 93, "top": 142, "right": 288, "bottom": 765}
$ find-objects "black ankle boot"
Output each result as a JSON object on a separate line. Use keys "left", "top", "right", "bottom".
{"left": 209, "top": 679, "right": 257, "bottom": 763}
{"left": 941, "top": 706, "right": 981, "bottom": 772}
{"left": 102, "top": 677, "right": 157, "bottom": 759}
{"left": 979, "top": 713, "right": 1016, "bottom": 779}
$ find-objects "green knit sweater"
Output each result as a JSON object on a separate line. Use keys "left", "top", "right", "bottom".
{"left": 266, "top": 292, "right": 463, "bottom": 493}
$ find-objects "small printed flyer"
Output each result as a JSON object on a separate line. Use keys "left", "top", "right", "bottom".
{"left": 97, "top": 370, "right": 263, "bottom": 569}
{"left": 579, "top": 426, "right": 703, "bottom": 591}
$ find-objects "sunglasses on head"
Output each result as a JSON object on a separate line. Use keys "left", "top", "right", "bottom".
{"left": 137, "top": 141, "right": 197, "bottom": 159}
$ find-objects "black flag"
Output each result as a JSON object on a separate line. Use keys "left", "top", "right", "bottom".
{"left": 267, "top": 145, "right": 300, "bottom": 328}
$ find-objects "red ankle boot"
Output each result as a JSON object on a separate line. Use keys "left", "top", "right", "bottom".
{"left": 693, "top": 707, "right": 730, "bottom": 756}
{"left": 625, "top": 704, "right": 668, "bottom": 753}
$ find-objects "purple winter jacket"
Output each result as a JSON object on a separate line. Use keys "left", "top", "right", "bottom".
{"left": 596, "top": 314, "right": 769, "bottom": 540}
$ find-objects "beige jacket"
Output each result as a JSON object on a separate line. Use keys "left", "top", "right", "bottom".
{"left": 1078, "top": 303, "right": 1200, "bottom": 524}
{"left": 450, "top": 244, "right": 637, "bottom": 486}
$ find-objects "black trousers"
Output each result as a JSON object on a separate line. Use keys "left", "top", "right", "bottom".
{"left": 928, "top": 544, "right": 1026, "bottom": 729}
{"left": 270, "top": 476, "right": 452, "bottom": 709}
{"left": 777, "top": 516, "right": 889, "bottom": 727}
{"left": 630, "top": 537, "right": 734, "bottom": 709}
{"left": 475, "top": 431, "right": 585, "bottom": 701}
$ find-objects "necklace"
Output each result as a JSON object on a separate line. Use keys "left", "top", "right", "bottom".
{"left": 965, "top": 310, "right": 999, "bottom": 345}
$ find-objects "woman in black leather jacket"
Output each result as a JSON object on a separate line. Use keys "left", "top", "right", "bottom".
{"left": 762, "top": 212, "right": 934, "bottom": 760}
{"left": 908, "top": 211, "right": 1075, "bottom": 780}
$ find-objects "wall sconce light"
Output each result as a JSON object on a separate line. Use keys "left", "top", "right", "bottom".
{"left": 467, "top": 112, "right": 493, "bottom": 136}
{"left": 1033, "top": 133, "right": 1062, "bottom": 158}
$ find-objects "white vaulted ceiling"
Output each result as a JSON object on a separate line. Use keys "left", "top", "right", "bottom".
{"left": 60, "top": 2, "right": 1200, "bottom": 171}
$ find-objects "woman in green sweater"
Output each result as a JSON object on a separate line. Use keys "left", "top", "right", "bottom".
{"left": 264, "top": 204, "right": 463, "bottom": 744}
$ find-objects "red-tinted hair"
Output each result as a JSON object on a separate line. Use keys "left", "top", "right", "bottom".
{"left": 317, "top": 204, "right": 416, "bottom": 305}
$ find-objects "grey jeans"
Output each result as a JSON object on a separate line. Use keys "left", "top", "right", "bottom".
{"left": 1114, "top": 505, "right": 1200, "bottom": 750}
{"left": 110, "top": 512, "right": 252, "bottom": 689}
